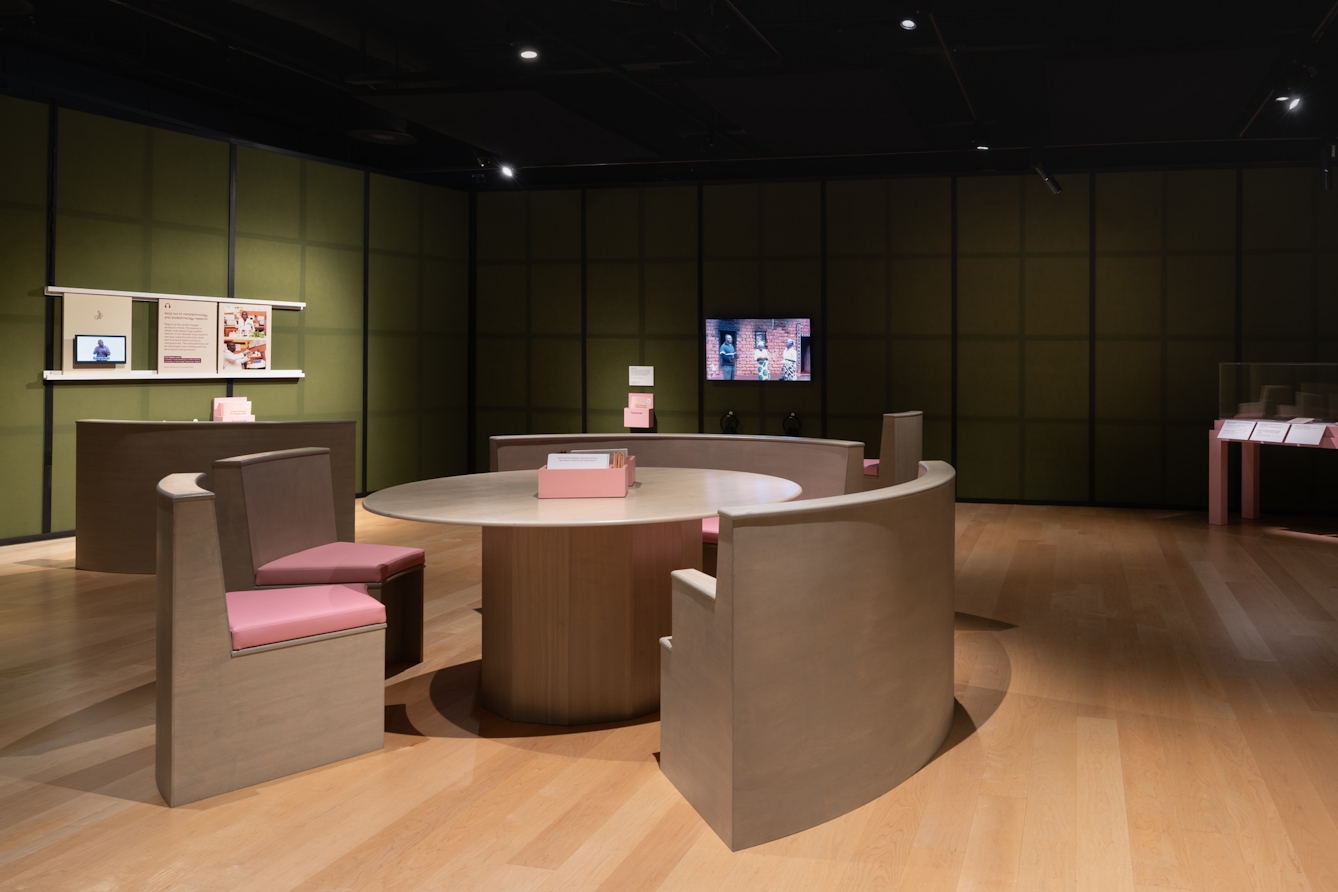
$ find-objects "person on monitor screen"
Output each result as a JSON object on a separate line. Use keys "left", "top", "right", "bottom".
{"left": 754, "top": 332, "right": 770, "bottom": 381}
{"left": 92, "top": 339, "right": 112, "bottom": 361}
{"left": 782, "top": 338, "right": 798, "bottom": 381}
{"left": 718, "top": 333, "right": 735, "bottom": 380}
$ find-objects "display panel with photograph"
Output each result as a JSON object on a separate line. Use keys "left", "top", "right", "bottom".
{"left": 706, "top": 318, "right": 812, "bottom": 381}
{"left": 218, "top": 304, "right": 271, "bottom": 373}
{"left": 74, "top": 335, "right": 127, "bottom": 364}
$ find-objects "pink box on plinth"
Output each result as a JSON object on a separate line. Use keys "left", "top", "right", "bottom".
{"left": 538, "top": 457, "right": 636, "bottom": 498}
{"left": 628, "top": 393, "right": 654, "bottom": 409}
{"left": 624, "top": 407, "right": 653, "bottom": 428}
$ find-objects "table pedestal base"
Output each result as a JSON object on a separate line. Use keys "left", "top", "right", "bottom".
{"left": 481, "top": 519, "right": 703, "bottom": 725}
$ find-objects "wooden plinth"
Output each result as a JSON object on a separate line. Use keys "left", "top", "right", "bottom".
{"left": 481, "top": 519, "right": 702, "bottom": 725}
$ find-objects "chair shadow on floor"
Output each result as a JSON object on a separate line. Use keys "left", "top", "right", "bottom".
{"left": 392, "top": 611, "right": 1016, "bottom": 766}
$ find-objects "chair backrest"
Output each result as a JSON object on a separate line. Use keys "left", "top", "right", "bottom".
{"left": 712, "top": 460, "right": 956, "bottom": 847}
{"left": 156, "top": 472, "right": 232, "bottom": 803}
{"left": 213, "top": 447, "right": 338, "bottom": 591}
{"left": 877, "top": 410, "right": 923, "bottom": 486}
{"left": 491, "top": 433, "right": 864, "bottom": 498}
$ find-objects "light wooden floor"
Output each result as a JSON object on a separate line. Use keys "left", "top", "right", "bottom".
{"left": 3, "top": 503, "right": 1338, "bottom": 890}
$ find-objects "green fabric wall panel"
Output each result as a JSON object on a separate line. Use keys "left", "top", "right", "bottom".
{"left": 148, "top": 228, "right": 227, "bottom": 296}
{"left": 889, "top": 339, "right": 951, "bottom": 416}
{"left": 151, "top": 130, "right": 228, "bottom": 229}
{"left": 1095, "top": 341, "right": 1162, "bottom": 420}
{"left": 1166, "top": 170, "right": 1236, "bottom": 252}
{"left": 1166, "top": 255, "right": 1235, "bottom": 336}
{"left": 1023, "top": 257, "right": 1089, "bottom": 337}
{"left": 587, "top": 188, "right": 640, "bottom": 259}
{"left": 587, "top": 262, "right": 640, "bottom": 335}
{"left": 530, "top": 264, "right": 581, "bottom": 335}
{"left": 301, "top": 245, "right": 364, "bottom": 328}
{"left": 958, "top": 258, "right": 1021, "bottom": 335}
{"left": 370, "top": 175, "right": 421, "bottom": 252}
{"left": 703, "top": 260, "right": 762, "bottom": 315}
{"left": 958, "top": 421, "right": 1021, "bottom": 499}
{"left": 1244, "top": 168, "right": 1313, "bottom": 251}
{"left": 0, "top": 95, "right": 48, "bottom": 538}
{"left": 890, "top": 179, "right": 952, "bottom": 255}
{"left": 958, "top": 340, "right": 1021, "bottom": 418}
{"left": 1024, "top": 341, "right": 1089, "bottom": 419}
{"left": 476, "top": 336, "right": 528, "bottom": 408}
{"left": 587, "top": 337, "right": 642, "bottom": 432}
{"left": 827, "top": 180, "right": 885, "bottom": 257}
{"left": 828, "top": 258, "right": 885, "bottom": 335}
{"left": 762, "top": 182, "right": 820, "bottom": 257}
{"left": 1095, "top": 256, "right": 1162, "bottom": 336}
{"left": 642, "top": 186, "right": 697, "bottom": 259}
{"left": 234, "top": 149, "right": 301, "bottom": 239}
{"left": 531, "top": 339, "right": 583, "bottom": 409}
{"left": 54, "top": 217, "right": 146, "bottom": 290}
{"left": 477, "top": 193, "right": 527, "bottom": 262}
{"left": 890, "top": 258, "right": 950, "bottom": 335}
{"left": 303, "top": 163, "right": 364, "bottom": 248}
{"left": 477, "top": 263, "right": 528, "bottom": 335}
{"left": 57, "top": 111, "right": 147, "bottom": 217}
{"left": 958, "top": 176, "right": 1021, "bottom": 254}
{"left": 703, "top": 184, "right": 760, "bottom": 257}
{"left": 529, "top": 191, "right": 581, "bottom": 261}
{"left": 1095, "top": 423, "right": 1162, "bottom": 505}
{"left": 234, "top": 237, "right": 301, "bottom": 298}
{"left": 644, "top": 337, "right": 698, "bottom": 424}
{"left": 827, "top": 339, "right": 885, "bottom": 415}
{"left": 1095, "top": 173, "right": 1163, "bottom": 252}
{"left": 644, "top": 262, "right": 697, "bottom": 336}
{"left": 1023, "top": 422, "right": 1088, "bottom": 501}
{"left": 369, "top": 252, "right": 421, "bottom": 330}
{"left": 368, "top": 332, "right": 420, "bottom": 411}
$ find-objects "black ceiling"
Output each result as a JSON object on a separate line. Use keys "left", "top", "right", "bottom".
{"left": 3, "top": 0, "right": 1338, "bottom": 187}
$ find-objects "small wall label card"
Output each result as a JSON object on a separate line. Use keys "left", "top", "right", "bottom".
{"left": 1217, "top": 420, "right": 1256, "bottom": 440}
{"left": 1284, "top": 423, "right": 1329, "bottom": 446}
{"left": 1250, "top": 422, "right": 1291, "bottom": 443}
{"left": 628, "top": 366, "right": 654, "bottom": 386}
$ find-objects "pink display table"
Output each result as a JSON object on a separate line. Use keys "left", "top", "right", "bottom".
{"left": 1208, "top": 419, "right": 1338, "bottom": 524}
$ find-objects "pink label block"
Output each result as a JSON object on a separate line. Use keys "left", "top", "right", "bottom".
{"left": 628, "top": 393, "right": 654, "bottom": 409}
{"left": 624, "top": 406, "right": 653, "bottom": 428}
{"left": 538, "top": 457, "right": 635, "bottom": 498}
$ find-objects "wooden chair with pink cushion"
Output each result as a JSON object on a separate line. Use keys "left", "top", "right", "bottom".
{"left": 212, "top": 447, "right": 425, "bottom": 671}
{"left": 155, "top": 472, "right": 386, "bottom": 807}
{"left": 862, "top": 410, "right": 923, "bottom": 490}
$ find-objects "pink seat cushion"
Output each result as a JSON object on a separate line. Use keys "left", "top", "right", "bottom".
{"left": 701, "top": 516, "right": 719, "bottom": 545}
{"left": 255, "top": 542, "right": 425, "bottom": 586}
{"left": 863, "top": 458, "right": 880, "bottom": 477}
{"left": 226, "top": 584, "right": 386, "bottom": 650}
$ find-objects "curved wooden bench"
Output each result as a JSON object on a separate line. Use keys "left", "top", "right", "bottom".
{"left": 490, "top": 433, "right": 864, "bottom": 500}
{"left": 658, "top": 460, "right": 956, "bottom": 850}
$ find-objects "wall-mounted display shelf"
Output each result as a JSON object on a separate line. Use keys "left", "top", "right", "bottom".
{"left": 43, "top": 369, "right": 305, "bottom": 382}
{"left": 45, "top": 285, "right": 305, "bottom": 309}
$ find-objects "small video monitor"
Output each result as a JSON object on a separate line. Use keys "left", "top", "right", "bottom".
{"left": 74, "top": 335, "right": 127, "bottom": 364}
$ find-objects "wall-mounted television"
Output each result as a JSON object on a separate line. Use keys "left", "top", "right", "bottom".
{"left": 706, "top": 318, "right": 811, "bottom": 381}
{"left": 74, "top": 335, "right": 127, "bottom": 364}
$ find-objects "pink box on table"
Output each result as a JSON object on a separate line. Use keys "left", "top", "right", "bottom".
{"left": 538, "top": 456, "right": 636, "bottom": 498}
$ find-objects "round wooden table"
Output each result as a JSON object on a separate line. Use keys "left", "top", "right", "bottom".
{"left": 364, "top": 467, "right": 802, "bottom": 725}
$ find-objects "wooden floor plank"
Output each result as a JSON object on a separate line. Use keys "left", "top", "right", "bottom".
{"left": 6, "top": 504, "right": 1338, "bottom": 889}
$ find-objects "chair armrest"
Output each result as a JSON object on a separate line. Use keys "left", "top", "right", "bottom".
{"left": 672, "top": 569, "right": 716, "bottom": 606}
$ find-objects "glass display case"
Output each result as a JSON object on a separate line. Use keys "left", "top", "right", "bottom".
{"left": 1219, "top": 363, "right": 1338, "bottom": 423}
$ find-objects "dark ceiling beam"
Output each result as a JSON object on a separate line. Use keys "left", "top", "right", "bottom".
{"left": 927, "top": 12, "right": 977, "bottom": 124}
{"left": 721, "top": 0, "right": 785, "bottom": 60}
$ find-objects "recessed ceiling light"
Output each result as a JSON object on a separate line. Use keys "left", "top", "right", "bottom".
{"left": 520, "top": 49, "right": 538, "bottom": 60}
{"left": 500, "top": 165, "right": 515, "bottom": 178}
{"left": 1290, "top": 98, "right": 1301, "bottom": 109}
{"left": 976, "top": 144, "right": 989, "bottom": 151}
{"left": 900, "top": 18, "right": 917, "bottom": 30}
{"left": 1276, "top": 95, "right": 1291, "bottom": 102}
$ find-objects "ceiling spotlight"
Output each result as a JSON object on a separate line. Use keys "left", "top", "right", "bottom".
{"left": 1276, "top": 95, "right": 1291, "bottom": 102}
{"left": 519, "top": 49, "right": 538, "bottom": 60}
{"left": 1289, "top": 97, "right": 1301, "bottom": 110}
{"left": 900, "top": 18, "right": 917, "bottom": 30}
{"left": 500, "top": 165, "right": 515, "bottom": 178}
{"left": 976, "top": 144, "right": 989, "bottom": 151}
{"left": 1034, "top": 164, "right": 1062, "bottom": 196}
